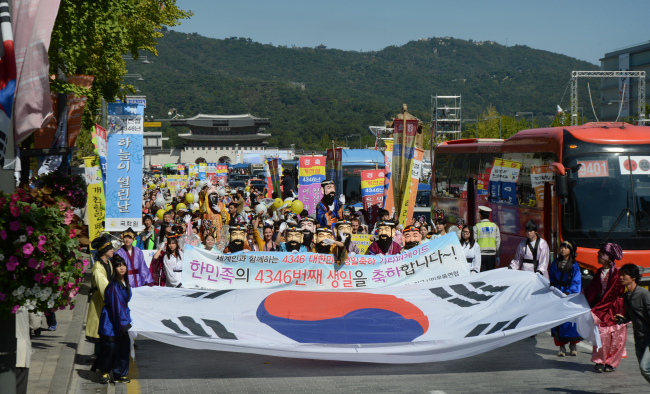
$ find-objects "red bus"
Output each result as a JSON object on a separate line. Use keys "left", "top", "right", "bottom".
{"left": 432, "top": 122, "right": 650, "bottom": 283}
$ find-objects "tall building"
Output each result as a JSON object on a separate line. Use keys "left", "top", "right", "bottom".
{"left": 600, "top": 41, "right": 650, "bottom": 122}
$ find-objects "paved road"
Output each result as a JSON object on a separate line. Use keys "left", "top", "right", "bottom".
{"left": 70, "top": 330, "right": 648, "bottom": 394}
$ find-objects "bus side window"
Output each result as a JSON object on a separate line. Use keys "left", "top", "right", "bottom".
{"left": 434, "top": 153, "right": 451, "bottom": 196}
{"left": 449, "top": 154, "right": 469, "bottom": 198}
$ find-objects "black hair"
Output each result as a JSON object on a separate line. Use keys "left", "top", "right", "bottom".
{"left": 165, "top": 237, "right": 182, "bottom": 259}
{"left": 479, "top": 211, "right": 490, "bottom": 219}
{"left": 110, "top": 254, "right": 128, "bottom": 283}
{"left": 619, "top": 263, "right": 641, "bottom": 284}
{"left": 461, "top": 225, "right": 476, "bottom": 249}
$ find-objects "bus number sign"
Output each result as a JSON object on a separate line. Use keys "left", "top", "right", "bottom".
{"left": 577, "top": 160, "right": 608, "bottom": 178}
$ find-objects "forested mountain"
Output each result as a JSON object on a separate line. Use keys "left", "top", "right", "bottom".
{"left": 127, "top": 31, "right": 599, "bottom": 150}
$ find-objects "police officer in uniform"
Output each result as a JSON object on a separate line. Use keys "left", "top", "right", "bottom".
{"left": 473, "top": 206, "right": 501, "bottom": 271}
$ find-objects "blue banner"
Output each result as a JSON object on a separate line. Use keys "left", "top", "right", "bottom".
{"left": 105, "top": 103, "right": 144, "bottom": 232}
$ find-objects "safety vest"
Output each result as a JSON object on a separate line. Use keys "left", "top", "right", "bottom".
{"left": 475, "top": 221, "right": 497, "bottom": 254}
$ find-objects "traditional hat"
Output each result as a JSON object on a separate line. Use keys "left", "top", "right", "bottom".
{"left": 478, "top": 206, "right": 492, "bottom": 213}
{"left": 315, "top": 227, "right": 334, "bottom": 235}
{"left": 376, "top": 220, "right": 396, "bottom": 228}
{"left": 599, "top": 243, "right": 623, "bottom": 261}
{"left": 299, "top": 217, "right": 316, "bottom": 224}
{"left": 525, "top": 220, "right": 538, "bottom": 232}
{"left": 229, "top": 225, "right": 247, "bottom": 232}
{"left": 334, "top": 220, "right": 352, "bottom": 228}
{"left": 122, "top": 227, "right": 136, "bottom": 239}
{"left": 321, "top": 180, "right": 335, "bottom": 187}
{"left": 403, "top": 225, "right": 419, "bottom": 234}
{"left": 285, "top": 225, "right": 302, "bottom": 233}
{"left": 91, "top": 234, "right": 113, "bottom": 256}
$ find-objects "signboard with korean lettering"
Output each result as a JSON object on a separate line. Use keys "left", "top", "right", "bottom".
{"left": 92, "top": 124, "right": 108, "bottom": 193}
{"left": 361, "top": 169, "right": 385, "bottom": 225}
{"left": 182, "top": 233, "right": 468, "bottom": 290}
{"left": 167, "top": 175, "right": 188, "bottom": 197}
{"left": 398, "top": 147, "right": 423, "bottom": 226}
{"left": 326, "top": 148, "right": 343, "bottom": 194}
{"left": 216, "top": 164, "right": 228, "bottom": 184}
{"left": 126, "top": 95, "right": 146, "bottom": 108}
{"left": 207, "top": 162, "right": 217, "bottom": 183}
{"left": 298, "top": 156, "right": 326, "bottom": 215}
{"left": 84, "top": 156, "right": 105, "bottom": 246}
{"left": 198, "top": 163, "right": 207, "bottom": 181}
{"left": 105, "top": 103, "right": 144, "bottom": 232}
{"left": 350, "top": 234, "right": 372, "bottom": 255}
{"left": 531, "top": 165, "right": 554, "bottom": 208}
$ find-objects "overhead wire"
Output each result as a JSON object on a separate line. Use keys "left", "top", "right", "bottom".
{"left": 587, "top": 82, "right": 599, "bottom": 122}
{"left": 615, "top": 82, "right": 627, "bottom": 122}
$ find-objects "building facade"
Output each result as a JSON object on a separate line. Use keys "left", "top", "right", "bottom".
{"left": 600, "top": 41, "right": 650, "bottom": 122}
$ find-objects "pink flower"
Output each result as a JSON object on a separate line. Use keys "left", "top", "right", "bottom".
{"left": 38, "top": 235, "right": 47, "bottom": 242}
{"left": 10, "top": 205, "right": 20, "bottom": 217}
{"left": 26, "top": 226, "right": 34, "bottom": 236}
{"left": 64, "top": 210, "right": 74, "bottom": 225}
{"left": 10, "top": 193, "right": 19, "bottom": 202}
{"left": 6, "top": 256, "right": 19, "bottom": 271}
{"left": 0, "top": 292, "right": 5, "bottom": 302}
{"left": 23, "top": 205, "right": 30, "bottom": 214}
{"left": 9, "top": 221, "right": 19, "bottom": 231}
{"left": 34, "top": 273, "right": 43, "bottom": 282}
{"left": 68, "top": 228, "right": 77, "bottom": 239}
{"left": 69, "top": 303, "right": 75, "bottom": 310}
{"left": 0, "top": 230, "right": 6, "bottom": 240}
{"left": 42, "top": 273, "right": 54, "bottom": 284}
{"left": 52, "top": 261, "right": 60, "bottom": 268}
{"left": 0, "top": 197, "right": 5, "bottom": 209}
{"left": 23, "top": 243, "right": 34, "bottom": 257}
{"left": 82, "top": 259, "right": 89, "bottom": 267}
{"left": 11, "top": 305, "right": 19, "bottom": 314}
{"left": 28, "top": 259, "right": 39, "bottom": 269}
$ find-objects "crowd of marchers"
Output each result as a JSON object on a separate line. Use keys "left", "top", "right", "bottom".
{"left": 85, "top": 171, "right": 650, "bottom": 385}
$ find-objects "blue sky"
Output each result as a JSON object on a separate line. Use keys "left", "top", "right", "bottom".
{"left": 173, "top": 0, "right": 648, "bottom": 65}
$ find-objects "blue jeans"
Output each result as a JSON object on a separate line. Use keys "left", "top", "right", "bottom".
{"left": 634, "top": 338, "right": 650, "bottom": 384}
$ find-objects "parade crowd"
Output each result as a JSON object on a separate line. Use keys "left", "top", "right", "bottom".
{"left": 86, "top": 169, "right": 650, "bottom": 385}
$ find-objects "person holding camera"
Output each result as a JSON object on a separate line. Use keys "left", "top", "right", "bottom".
{"left": 549, "top": 240, "right": 582, "bottom": 356}
{"left": 616, "top": 264, "right": 650, "bottom": 383}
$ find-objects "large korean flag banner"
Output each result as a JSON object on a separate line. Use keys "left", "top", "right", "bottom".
{"left": 130, "top": 269, "right": 599, "bottom": 363}
{"left": 105, "top": 103, "right": 144, "bottom": 232}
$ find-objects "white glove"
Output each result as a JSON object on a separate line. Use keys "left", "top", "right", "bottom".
{"left": 242, "top": 249, "right": 249, "bottom": 253}
{"left": 184, "top": 215, "right": 191, "bottom": 225}
{"left": 321, "top": 238, "right": 335, "bottom": 245}
{"left": 196, "top": 219, "right": 201, "bottom": 228}
{"left": 212, "top": 204, "right": 221, "bottom": 213}
{"left": 291, "top": 249, "right": 299, "bottom": 253}
{"left": 340, "top": 234, "right": 348, "bottom": 243}
{"left": 339, "top": 194, "right": 345, "bottom": 205}
{"left": 349, "top": 252, "right": 356, "bottom": 257}
{"left": 279, "top": 222, "right": 287, "bottom": 234}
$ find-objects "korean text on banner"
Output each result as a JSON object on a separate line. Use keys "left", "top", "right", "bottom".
{"left": 326, "top": 148, "right": 343, "bottom": 194}
{"left": 206, "top": 162, "right": 217, "bottom": 183}
{"left": 84, "top": 156, "right": 105, "bottom": 246}
{"left": 393, "top": 119, "right": 419, "bottom": 217}
{"left": 351, "top": 234, "right": 372, "bottom": 255}
{"left": 361, "top": 169, "right": 385, "bottom": 224}
{"left": 177, "top": 164, "right": 185, "bottom": 176}
{"left": 398, "top": 147, "right": 423, "bottom": 226}
{"left": 298, "top": 156, "right": 326, "bottom": 215}
{"left": 183, "top": 234, "right": 468, "bottom": 290}
{"left": 531, "top": 165, "right": 553, "bottom": 208}
{"left": 382, "top": 141, "right": 395, "bottom": 218}
{"left": 105, "top": 103, "right": 144, "bottom": 232}
{"left": 93, "top": 124, "right": 108, "bottom": 193}
{"left": 188, "top": 164, "right": 197, "bottom": 178}
{"left": 167, "top": 175, "right": 188, "bottom": 197}
{"left": 131, "top": 268, "right": 598, "bottom": 364}
{"left": 198, "top": 163, "right": 207, "bottom": 181}
{"left": 216, "top": 164, "right": 228, "bottom": 184}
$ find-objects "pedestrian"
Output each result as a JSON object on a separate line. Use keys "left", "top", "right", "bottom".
{"left": 137, "top": 214, "right": 156, "bottom": 250}
{"left": 473, "top": 206, "right": 501, "bottom": 271}
{"left": 583, "top": 243, "right": 626, "bottom": 373}
{"left": 154, "top": 233, "right": 183, "bottom": 288}
{"left": 431, "top": 219, "right": 447, "bottom": 239}
{"left": 616, "top": 263, "right": 650, "bottom": 383}
{"left": 86, "top": 235, "right": 114, "bottom": 354}
{"left": 115, "top": 227, "right": 153, "bottom": 288}
{"left": 92, "top": 255, "right": 132, "bottom": 384}
{"left": 549, "top": 240, "right": 582, "bottom": 357}
{"left": 509, "top": 220, "right": 550, "bottom": 280}
{"left": 281, "top": 169, "right": 295, "bottom": 199}
{"left": 460, "top": 225, "right": 481, "bottom": 274}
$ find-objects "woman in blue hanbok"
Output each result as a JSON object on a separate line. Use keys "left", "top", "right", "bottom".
{"left": 92, "top": 255, "right": 133, "bottom": 384}
{"left": 549, "top": 240, "right": 582, "bottom": 357}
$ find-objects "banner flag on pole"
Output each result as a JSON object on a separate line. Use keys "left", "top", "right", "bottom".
{"left": 361, "top": 169, "right": 384, "bottom": 225}
{"left": 0, "top": 2, "right": 16, "bottom": 166}
{"left": 298, "top": 156, "right": 325, "bottom": 215}
{"left": 130, "top": 269, "right": 599, "bottom": 364}
{"left": 84, "top": 156, "right": 105, "bottom": 246}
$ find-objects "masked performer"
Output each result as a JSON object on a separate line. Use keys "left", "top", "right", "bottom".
{"left": 335, "top": 220, "right": 360, "bottom": 255}
{"left": 224, "top": 225, "right": 253, "bottom": 253}
{"left": 279, "top": 225, "right": 309, "bottom": 252}
{"left": 316, "top": 180, "right": 345, "bottom": 227}
{"left": 401, "top": 225, "right": 422, "bottom": 251}
{"left": 367, "top": 221, "right": 402, "bottom": 256}
{"left": 312, "top": 227, "right": 349, "bottom": 266}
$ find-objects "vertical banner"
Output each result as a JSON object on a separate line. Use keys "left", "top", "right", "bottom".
{"left": 188, "top": 164, "right": 197, "bottom": 178}
{"left": 84, "top": 156, "right": 105, "bottom": 246}
{"left": 92, "top": 124, "right": 108, "bottom": 193}
{"left": 207, "top": 162, "right": 217, "bottom": 183}
{"left": 531, "top": 165, "right": 553, "bottom": 208}
{"left": 393, "top": 119, "right": 419, "bottom": 219}
{"left": 177, "top": 164, "right": 185, "bottom": 175}
{"left": 382, "top": 141, "right": 395, "bottom": 218}
{"left": 198, "top": 163, "right": 207, "bottom": 181}
{"left": 0, "top": 3, "right": 15, "bottom": 166}
{"left": 488, "top": 158, "right": 504, "bottom": 201}
{"left": 105, "top": 103, "right": 144, "bottom": 232}
{"left": 326, "top": 148, "right": 343, "bottom": 195}
{"left": 399, "top": 147, "right": 423, "bottom": 226}
{"left": 216, "top": 164, "right": 228, "bottom": 184}
{"left": 267, "top": 159, "right": 282, "bottom": 196}
{"left": 361, "top": 169, "right": 385, "bottom": 225}
{"left": 298, "top": 156, "right": 326, "bottom": 215}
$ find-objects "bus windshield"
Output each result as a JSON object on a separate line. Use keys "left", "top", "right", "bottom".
{"left": 562, "top": 149, "right": 650, "bottom": 250}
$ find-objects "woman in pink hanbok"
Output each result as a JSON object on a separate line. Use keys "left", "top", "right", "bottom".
{"left": 583, "top": 243, "right": 626, "bottom": 373}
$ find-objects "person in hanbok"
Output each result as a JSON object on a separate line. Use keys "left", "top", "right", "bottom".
{"left": 153, "top": 233, "right": 184, "bottom": 288}
{"left": 115, "top": 227, "right": 153, "bottom": 288}
{"left": 549, "top": 240, "right": 582, "bottom": 356}
{"left": 460, "top": 225, "right": 481, "bottom": 274}
{"left": 508, "top": 220, "right": 550, "bottom": 280}
{"left": 583, "top": 242, "right": 626, "bottom": 373}
{"left": 86, "top": 235, "right": 114, "bottom": 355}
{"left": 92, "top": 255, "right": 132, "bottom": 384}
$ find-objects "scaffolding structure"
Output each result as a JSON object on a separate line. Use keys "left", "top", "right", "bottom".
{"left": 431, "top": 94, "right": 462, "bottom": 142}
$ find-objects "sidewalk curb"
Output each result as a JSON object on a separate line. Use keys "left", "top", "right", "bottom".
{"left": 47, "top": 273, "right": 91, "bottom": 394}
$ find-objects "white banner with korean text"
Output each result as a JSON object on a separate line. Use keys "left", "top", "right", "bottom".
{"left": 105, "top": 103, "right": 144, "bottom": 232}
{"left": 181, "top": 234, "right": 469, "bottom": 290}
{"left": 130, "top": 269, "right": 599, "bottom": 364}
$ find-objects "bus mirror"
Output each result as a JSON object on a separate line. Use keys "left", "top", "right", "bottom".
{"left": 556, "top": 173, "right": 569, "bottom": 205}
{"left": 549, "top": 162, "right": 566, "bottom": 176}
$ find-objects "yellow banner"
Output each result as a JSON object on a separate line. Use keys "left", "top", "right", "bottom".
{"left": 398, "top": 147, "right": 423, "bottom": 226}
{"left": 144, "top": 122, "right": 162, "bottom": 127}
{"left": 383, "top": 141, "right": 395, "bottom": 219}
{"left": 351, "top": 234, "right": 373, "bottom": 255}
{"left": 84, "top": 156, "right": 105, "bottom": 248}
{"left": 167, "top": 175, "right": 189, "bottom": 196}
